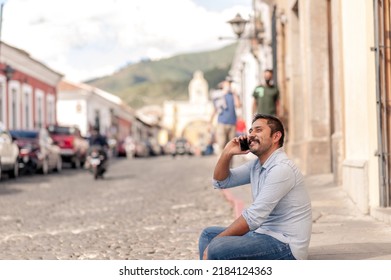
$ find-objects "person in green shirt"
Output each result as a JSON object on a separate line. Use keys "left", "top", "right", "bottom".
{"left": 252, "top": 69, "right": 279, "bottom": 116}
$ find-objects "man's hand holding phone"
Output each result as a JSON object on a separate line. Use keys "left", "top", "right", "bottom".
{"left": 239, "top": 137, "right": 250, "bottom": 151}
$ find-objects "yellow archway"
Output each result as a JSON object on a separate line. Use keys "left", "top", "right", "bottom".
{"left": 182, "top": 120, "right": 212, "bottom": 155}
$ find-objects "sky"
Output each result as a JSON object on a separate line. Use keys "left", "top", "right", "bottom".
{"left": 0, "top": 0, "right": 252, "bottom": 82}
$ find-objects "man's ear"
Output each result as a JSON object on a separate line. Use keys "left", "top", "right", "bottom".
{"left": 273, "top": 131, "right": 282, "bottom": 144}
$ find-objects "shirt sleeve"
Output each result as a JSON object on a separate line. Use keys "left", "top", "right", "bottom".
{"left": 212, "top": 160, "right": 252, "bottom": 189}
{"left": 252, "top": 86, "right": 261, "bottom": 98}
{"left": 242, "top": 163, "right": 295, "bottom": 230}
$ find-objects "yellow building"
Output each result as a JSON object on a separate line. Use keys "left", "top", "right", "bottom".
{"left": 162, "top": 71, "right": 214, "bottom": 154}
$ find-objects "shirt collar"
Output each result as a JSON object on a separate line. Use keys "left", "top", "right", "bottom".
{"left": 260, "top": 147, "right": 284, "bottom": 170}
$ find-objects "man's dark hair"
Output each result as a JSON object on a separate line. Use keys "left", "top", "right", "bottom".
{"left": 264, "top": 69, "right": 273, "bottom": 75}
{"left": 251, "top": 113, "right": 285, "bottom": 147}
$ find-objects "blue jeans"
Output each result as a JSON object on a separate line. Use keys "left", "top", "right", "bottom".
{"left": 198, "top": 226, "right": 296, "bottom": 260}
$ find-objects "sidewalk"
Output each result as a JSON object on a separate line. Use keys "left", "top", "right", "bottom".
{"left": 221, "top": 156, "right": 391, "bottom": 260}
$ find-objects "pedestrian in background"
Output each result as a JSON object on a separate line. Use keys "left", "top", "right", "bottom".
{"left": 252, "top": 69, "right": 280, "bottom": 116}
{"left": 88, "top": 127, "right": 108, "bottom": 148}
{"left": 210, "top": 76, "right": 241, "bottom": 154}
{"left": 199, "top": 114, "right": 312, "bottom": 260}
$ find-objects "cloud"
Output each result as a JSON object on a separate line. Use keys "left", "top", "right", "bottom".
{"left": 1, "top": 0, "right": 251, "bottom": 82}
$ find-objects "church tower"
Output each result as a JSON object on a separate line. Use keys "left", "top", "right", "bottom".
{"left": 188, "top": 70, "right": 208, "bottom": 104}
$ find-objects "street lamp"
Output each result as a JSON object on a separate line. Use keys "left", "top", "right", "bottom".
{"left": 221, "top": 12, "right": 265, "bottom": 46}
{"left": 0, "top": 1, "right": 12, "bottom": 81}
{"left": 0, "top": 2, "right": 5, "bottom": 65}
{"left": 227, "top": 13, "right": 249, "bottom": 38}
{"left": 2, "top": 63, "right": 14, "bottom": 81}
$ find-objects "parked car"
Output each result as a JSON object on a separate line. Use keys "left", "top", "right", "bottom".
{"left": 47, "top": 125, "right": 89, "bottom": 169}
{"left": 134, "top": 140, "right": 149, "bottom": 158}
{"left": 0, "top": 128, "right": 20, "bottom": 179}
{"left": 10, "top": 129, "right": 62, "bottom": 175}
{"left": 146, "top": 138, "right": 162, "bottom": 156}
{"left": 163, "top": 141, "right": 175, "bottom": 155}
{"left": 114, "top": 140, "right": 125, "bottom": 157}
{"left": 172, "top": 138, "right": 194, "bottom": 157}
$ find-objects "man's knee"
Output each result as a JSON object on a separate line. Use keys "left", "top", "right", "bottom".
{"left": 199, "top": 226, "right": 222, "bottom": 239}
{"left": 207, "top": 237, "right": 230, "bottom": 260}
{"left": 199, "top": 228, "right": 209, "bottom": 240}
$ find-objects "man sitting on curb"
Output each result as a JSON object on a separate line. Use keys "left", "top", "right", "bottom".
{"left": 198, "top": 114, "right": 312, "bottom": 260}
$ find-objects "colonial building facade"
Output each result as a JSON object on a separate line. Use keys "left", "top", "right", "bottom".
{"left": 0, "top": 42, "right": 62, "bottom": 130}
{"left": 271, "top": 0, "right": 381, "bottom": 215}
{"left": 229, "top": 0, "right": 390, "bottom": 220}
{"left": 57, "top": 80, "right": 134, "bottom": 141}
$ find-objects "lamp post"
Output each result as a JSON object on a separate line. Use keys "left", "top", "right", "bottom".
{"left": 226, "top": 12, "right": 265, "bottom": 44}
{"left": 227, "top": 13, "right": 249, "bottom": 38}
{"left": 222, "top": 7, "right": 270, "bottom": 134}
{"left": 0, "top": 1, "right": 13, "bottom": 81}
{"left": 0, "top": 2, "right": 4, "bottom": 67}
{"left": 3, "top": 63, "right": 13, "bottom": 80}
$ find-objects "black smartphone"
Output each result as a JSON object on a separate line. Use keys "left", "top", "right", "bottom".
{"left": 239, "top": 138, "right": 250, "bottom": 151}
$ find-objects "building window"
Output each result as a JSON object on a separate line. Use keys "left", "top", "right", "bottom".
{"left": 22, "top": 84, "right": 33, "bottom": 129}
{"left": 0, "top": 77, "right": 5, "bottom": 126}
{"left": 8, "top": 81, "right": 20, "bottom": 130}
{"left": 11, "top": 89, "right": 17, "bottom": 128}
{"left": 35, "top": 89, "right": 44, "bottom": 128}
{"left": 46, "top": 94, "right": 55, "bottom": 125}
{"left": 94, "top": 109, "right": 100, "bottom": 131}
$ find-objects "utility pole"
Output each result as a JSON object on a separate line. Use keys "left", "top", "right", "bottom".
{"left": 0, "top": 2, "right": 4, "bottom": 63}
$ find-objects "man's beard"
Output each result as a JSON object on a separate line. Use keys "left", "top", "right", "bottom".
{"left": 249, "top": 138, "right": 272, "bottom": 157}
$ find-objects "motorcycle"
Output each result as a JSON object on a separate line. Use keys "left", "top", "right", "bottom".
{"left": 86, "top": 145, "right": 108, "bottom": 179}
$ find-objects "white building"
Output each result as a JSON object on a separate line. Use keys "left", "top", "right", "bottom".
{"left": 57, "top": 80, "right": 134, "bottom": 141}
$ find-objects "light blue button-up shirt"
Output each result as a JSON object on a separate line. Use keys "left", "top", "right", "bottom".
{"left": 212, "top": 148, "right": 312, "bottom": 260}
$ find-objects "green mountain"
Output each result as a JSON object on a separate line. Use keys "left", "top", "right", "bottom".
{"left": 86, "top": 43, "right": 238, "bottom": 109}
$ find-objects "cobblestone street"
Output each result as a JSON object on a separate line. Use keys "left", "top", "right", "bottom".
{"left": 0, "top": 155, "right": 233, "bottom": 260}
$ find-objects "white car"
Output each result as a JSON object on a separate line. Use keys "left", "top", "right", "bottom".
{"left": 0, "top": 129, "right": 20, "bottom": 180}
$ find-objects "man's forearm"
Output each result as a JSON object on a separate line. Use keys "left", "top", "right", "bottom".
{"left": 217, "top": 215, "right": 250, "bottom": 237}
{"left": 210, "top": 110, "right": 216, "bottom": 123}
{"left": 203, "top": 215, "right": 249, "bottom": 260}
{"left": 213, "top": 150, "right": 232, "bottom": 181}
{"left": 275, "top": 99, "right": 280, "bottom": 117}
{"left": 252, "top": 99, "right": 257, "bottom": 115}
{"left": 233, "top": 92, "right": 241, "bottom": 107}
